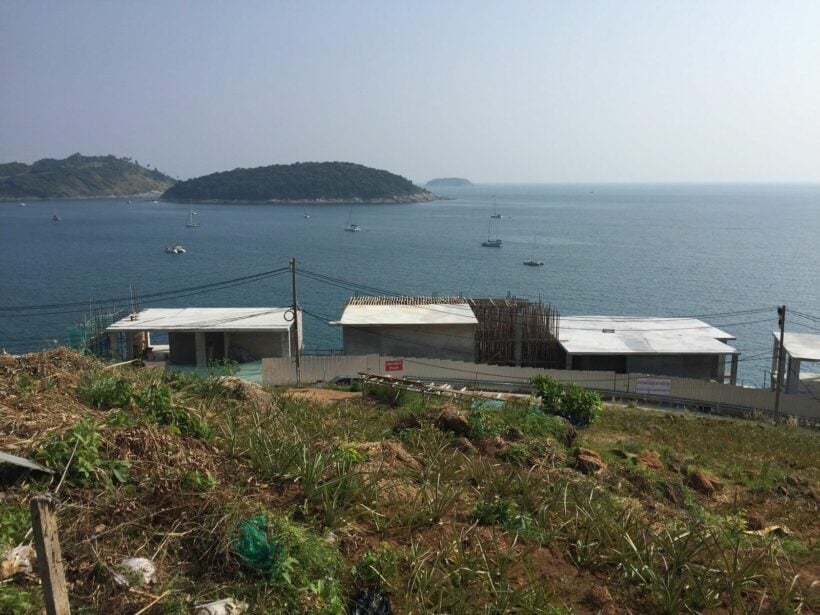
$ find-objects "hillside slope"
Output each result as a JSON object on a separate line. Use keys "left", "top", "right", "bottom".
{"left": 162, "top": 161, "right": 435, "bottom": 203}
{"left": 0, "top": 349, "right": 817, "bottom": 613}
{"left": 0, "top": 154, "right": 175, "bottom": 199}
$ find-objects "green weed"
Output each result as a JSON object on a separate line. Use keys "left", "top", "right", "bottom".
{"left": 35, "top": 418, "right": 129, "bottom": 487}
{"left": 77, "top": 372, "right": 133, "bottom": 409}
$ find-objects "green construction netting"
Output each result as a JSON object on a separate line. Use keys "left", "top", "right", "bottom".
{"left": 232, "top": 515, "right": 284, "bottom": 573}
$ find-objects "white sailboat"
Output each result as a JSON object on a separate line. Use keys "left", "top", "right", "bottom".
{"left": 344, "top": 206, "right": 360, "bottom": 232}
{"left": 523, "top": 235, "right": 544, "bottom": 266}
{"left": 490, "top": 199, "right": 502, "bottom": 219}
{"left": 185, "top": 206, "right": 200, "bottom": 228}
{"left": 481, "top": 218, "right": 502, "bottom": 247}
{"left": 52, "top": 207, "right": 61, "bottom": 222}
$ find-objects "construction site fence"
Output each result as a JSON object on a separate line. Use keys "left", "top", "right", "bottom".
{"left": 262, "top": 354, "right": 820, "bottom": 424}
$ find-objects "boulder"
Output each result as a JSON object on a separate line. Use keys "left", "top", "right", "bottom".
{"left": 435, "top": 408, "right": 471, "bottom": 436}
{"left": 574, "top": 447, "right": 607, "bottom": 475}
{"left": 687, "top": 470, "right": 722, "bottom": 495}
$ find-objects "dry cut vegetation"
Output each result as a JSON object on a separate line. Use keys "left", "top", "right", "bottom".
{"left": 0, "top": 349, "right": 818, "bottom": 614}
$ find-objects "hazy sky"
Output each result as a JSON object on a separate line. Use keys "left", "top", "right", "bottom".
{"left": 1, "top": 1, "right": 819, "bottom": 182}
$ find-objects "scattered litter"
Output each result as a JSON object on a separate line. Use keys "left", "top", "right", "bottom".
{"left": 113, "top": 557, "right": 157, "bottom": 587}
{"left": 232, "top": 516, "right": 284, "bottom": 573}
{"left": 1, "top": 544, "right": 35, "bottom": 579}
{"left": 194, "top": 598, "right": 249, "bottom": 614}
{"left": 350, "top": 589, "right": 392, "bottom": 615}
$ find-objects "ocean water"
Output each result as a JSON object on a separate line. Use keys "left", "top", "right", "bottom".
{"left": 1, "top": 183, "right": 819, "bottom": 385}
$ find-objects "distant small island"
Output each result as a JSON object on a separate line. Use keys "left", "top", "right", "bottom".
{"left": 426, "top": 177, "right": 473, "bottom": 187}
{"left": 0, "top": 154, "right": 175, "bottom": 200}
{"left": 162, "top": 162, "right": 437, "bottom": 204}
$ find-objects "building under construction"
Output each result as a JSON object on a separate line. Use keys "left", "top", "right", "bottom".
{"left": 334, "top": 295, "right": 562, "bottom": 368}
{"left": 468, "top": 297, "right": 561, "bottom": 368}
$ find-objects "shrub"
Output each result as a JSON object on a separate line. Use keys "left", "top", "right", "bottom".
{"left": 531, "top": 375, "right": 602, "bottom": 427}
{"left": 135, "top": 382, "right": 210, "bottom": 438}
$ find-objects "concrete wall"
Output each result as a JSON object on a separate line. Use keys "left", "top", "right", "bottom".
{"left": 229, "top": 331, "right": 289, "bottom": 359}
{"left": 169, "top": 332, "right": 196, "bottom": 364}
{"left": 342, "top": 324, "right": 475, "bottom": 361}
{"left": 625, "top": 354, "right": 721, "bottom": 381}
{"left": 568, "top": 353, "right": 722, "bottom": 381}
{"left": 261, "top": 354, "right": 820, "bottom": 422}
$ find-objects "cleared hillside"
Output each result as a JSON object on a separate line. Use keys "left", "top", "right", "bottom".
{"left": 0, "top": 349, "right": 817, "bottom": 613}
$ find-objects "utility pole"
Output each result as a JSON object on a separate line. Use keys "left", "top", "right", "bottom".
{"left": 290, "top": 258, "right": 301, "bottom": 385}
{"left": 774, "top": 305, "right": 786, "bottom": 420}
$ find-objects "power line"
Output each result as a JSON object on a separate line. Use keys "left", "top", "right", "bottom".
{"left": 0, "top": 267, "right": 290, "bottom": 313}
{"left": 0, "top": 269, "right": 290, "bottom": 318}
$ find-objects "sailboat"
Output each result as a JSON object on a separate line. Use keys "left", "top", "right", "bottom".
{"left": 185, "top": 206, "right": 200, "bottom": 228}
{"left": 523, "top": 235, "right": 544, "bottom": 266}
{"left": 490, "top": 199, "right": 502, "bottom": 219}
{"left": 481, "top": 218, "right": 502, "bottom": 247}
{"left": 344, "top": 206, "right": 360, "bottom": 232}
{"left": 52, "top": 207, "right": 61, "bottom": 222}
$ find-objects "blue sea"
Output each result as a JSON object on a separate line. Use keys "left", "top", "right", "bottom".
{"left": 1, "top": 183, "right": 819, "bottom": 386}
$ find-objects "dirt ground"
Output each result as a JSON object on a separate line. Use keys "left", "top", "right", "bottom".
{"left": 285, "top": 387, "right": 362, "bottom": 402}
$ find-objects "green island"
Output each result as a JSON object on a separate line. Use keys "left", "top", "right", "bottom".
{"left": 1, "top": 349, "right": 817, "bottom": 613}
{"left": 0, "top": 154, "right": 175, "bottom": 200}
{"left": 161, "top": 161, "right": 436, "bottom": 203}
{"left": 426, "top": 177, "right": 473, "bottom": 187}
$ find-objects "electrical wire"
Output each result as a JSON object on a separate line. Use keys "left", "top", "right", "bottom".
{"left": 0, "top": 267, "right": 290, "bottom": 313}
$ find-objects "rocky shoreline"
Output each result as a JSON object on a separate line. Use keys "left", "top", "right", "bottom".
{"left": 162, "top": 193, "right": 443, "bottom": 205}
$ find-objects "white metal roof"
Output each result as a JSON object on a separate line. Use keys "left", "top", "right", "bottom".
{"left": 774, "top": 331, "right": 820, "bottom": 361}
{"left": 559, "top": 316, "right": 738, "bottom": 355}
{"left": 107, "top": 308, "right": 295, "bottom": 332}
{"left": 334, "top": 303, "right": 478, "bottom": 326}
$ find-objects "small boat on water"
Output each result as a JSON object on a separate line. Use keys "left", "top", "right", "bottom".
{"left": 52, "top": 207, "right": 61, "bottom": 222}
{"left": 490, "top": 199, "right": 502, "bottom": 219}
{"left": 523, "top": 235, "right": 544, "bottom": 266}
{"left": 304, "top": 213, "right": 311, "bottom": 219}
{"left": 481, "top": 218, "right": 502, "bottom": 247}
{"left": 185, "top": 206, "right": 200, "bottom": 228}
{"left": 165, "top": 244, "right": 186, "bottom": 254}
{"left": 344, "top": 206, "right": 360, "bottom": 231}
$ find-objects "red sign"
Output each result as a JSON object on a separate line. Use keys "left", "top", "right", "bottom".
{"left": 384, "top": 360, "right": 404, "bottom": 372}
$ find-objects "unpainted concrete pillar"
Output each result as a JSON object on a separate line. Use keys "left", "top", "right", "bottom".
{"left": 195, "top": 332, "right": 207, "bottom": 368}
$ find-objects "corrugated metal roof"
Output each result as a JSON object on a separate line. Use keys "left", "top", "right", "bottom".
{"left": 346, "top": 296, "right": 467, "bottom": 306}
{"left": 559, "top": 316, "right": 738, "bottom": 355}
{"left": 335, "top": 303, "right": 478, "bottom": 326}
{"left": 0, "top": 451, "right": 53, "bottom": 473}
{"left": 776, "top": 331, "right": 820, "bottom": 361}
{"left": 106, "top": 308, "right": 295, "bottom": 332}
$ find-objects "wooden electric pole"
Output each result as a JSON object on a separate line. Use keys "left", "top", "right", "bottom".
{"left": 290, "top": 258, "right": 301, "bottom": 385}
{"left": 774, "top": 305, "right": 786, "bottom": 420}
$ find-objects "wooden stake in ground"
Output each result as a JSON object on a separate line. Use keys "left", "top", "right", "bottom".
{"left": 30, "top": 494, "right": 71, "bottom": 615}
